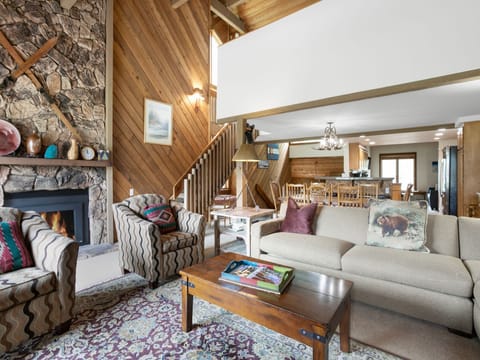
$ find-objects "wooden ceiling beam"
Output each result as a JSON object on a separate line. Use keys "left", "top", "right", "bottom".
{"left": 211, "top": 0, "right": 246, "bottom": 34}
{"left": 171, "top": 0, "right": 190, "bottom": 9}
{"left": 226, "top": 0, "right": 247, "bottom": 8}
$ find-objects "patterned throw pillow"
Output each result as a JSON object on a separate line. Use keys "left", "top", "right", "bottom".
{"left": 143, "top": 203, "right": 177, "bottom": 234}
{"left": 366, "top": 199, "right": 429, "bottom": 252}
{"left": 280, "top": 197, "right": 317, "bottom": 234}
{"left": 0, "top": 221, "right": 34, "bottom": 274}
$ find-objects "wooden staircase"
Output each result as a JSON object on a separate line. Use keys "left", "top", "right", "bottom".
{"left": 172, "top": 123, "right": 237, "bottom": 217}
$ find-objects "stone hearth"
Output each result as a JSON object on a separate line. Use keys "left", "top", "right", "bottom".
{"left": 0, "top": 164, "right": 108, "bottom": 244}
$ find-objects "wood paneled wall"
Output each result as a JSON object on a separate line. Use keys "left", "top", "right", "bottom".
{"left": 245, "top": 143, "right": 290, "bottom": 208}
{"left": 113, "top": 0, "right": 210, "bottom": 202}
{"left": 290, "top": 157, "right": 344, "bottom": 183}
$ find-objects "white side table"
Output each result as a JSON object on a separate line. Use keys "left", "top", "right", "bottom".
{"left": 210, "top": 207, "right": 274, "bottom": 256}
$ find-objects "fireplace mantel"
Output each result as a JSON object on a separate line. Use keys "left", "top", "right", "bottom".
{"left": 0, "top": 157, "right": 112, "bottom": 167}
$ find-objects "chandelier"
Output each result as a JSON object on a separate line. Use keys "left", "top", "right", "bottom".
{"left": 313, "top": 122, "right": 344, "bottom": 150}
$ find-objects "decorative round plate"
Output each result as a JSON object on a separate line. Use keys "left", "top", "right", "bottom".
{"left": 0, "top": 120, "right": 21, "bottom": 156}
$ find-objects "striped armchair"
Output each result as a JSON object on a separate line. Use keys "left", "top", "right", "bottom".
{"left": 0, "top": 211, "right": 79, "bottom": 353}
{"left": 112, "top": 194, "right": 206, "bottom": 288}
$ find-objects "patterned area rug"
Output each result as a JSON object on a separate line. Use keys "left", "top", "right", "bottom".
{"left": 3, "top": 274, "right": 402, "bottom": 359}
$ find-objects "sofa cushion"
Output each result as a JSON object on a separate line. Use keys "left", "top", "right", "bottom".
{"left": 314, "top": 206, "right": 369, "bottom": 245}
{"left": 0, "top": 267, "right": 57, "bottom": 312}
{"left": 426, "top": 213, "right": 458, "bottom": 257}
{"left": 0, "top": 221, "right": 33, "bottom": 273}
{"left": 366, "top": 200, "right": 429, "bottom": 252}
{"left": 161, "top": 231, "right": 198, "bottom": 252}
{"left": 459, "top": 216, "right": 480, "bottom": 260}
{"left": 280, "top": 198, "right": 317, "bottom": 234}
{"left": 259, "top": 232, "right": 354, "bottom": 270}
{"left": 464, "top": 260, "right": 480, "bottom": 284}
{"left": 144, "top": 203, "right": 177, "bottom": 234}
{"left": 342, "top": 245, "right": 472, "bottom": 297}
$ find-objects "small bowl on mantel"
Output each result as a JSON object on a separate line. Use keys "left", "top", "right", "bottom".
{"left": 0, "top": 119, "right": 21, "bottom": 156}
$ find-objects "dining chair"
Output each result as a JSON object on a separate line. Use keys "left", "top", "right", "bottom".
{"left": 337, "top": 185, "right": 361, "bottom": 207}
{"left": 308, "top": 182, "right": 331, "bottom": 205}
{"left": 285, "top": 183, "right": 307, "bottom": 204}
{"left": 359, "top": 183, "right": 379, "bottom": 207}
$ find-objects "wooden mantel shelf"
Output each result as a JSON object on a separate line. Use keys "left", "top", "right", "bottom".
{"left": 0, "top": 157, "right": 112, "bottom": 167}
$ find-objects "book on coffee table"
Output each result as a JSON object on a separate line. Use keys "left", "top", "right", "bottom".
{"left": 219, "top": 259, "right": 294, "bottom": 294}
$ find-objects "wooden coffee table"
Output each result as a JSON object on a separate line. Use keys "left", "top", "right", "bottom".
{"left": 180, "top": 253, "right": 352, "bottom": 360}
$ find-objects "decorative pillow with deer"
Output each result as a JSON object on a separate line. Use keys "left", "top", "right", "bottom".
{"left": 366, "top": 199, "right": 429, "bottom": 252}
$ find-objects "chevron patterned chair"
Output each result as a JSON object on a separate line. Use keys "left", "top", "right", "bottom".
{"left": 112, "top": 194, "right": 206, "bottom": 288}
{"left": 0, "top": 210, "right": 79, "bottom": 353}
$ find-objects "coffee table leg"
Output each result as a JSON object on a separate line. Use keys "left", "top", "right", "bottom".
{"left": 339, "top": 296, "right": 351, "bottom": 353}
{"left": 311, "top": 325, "right": 328, "bottom": 360}
{"left": 181, "top": 276, "right": 193, "bottom": 332}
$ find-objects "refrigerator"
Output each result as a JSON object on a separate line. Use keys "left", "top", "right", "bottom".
{"left": 441, "top": 146, "right": 457, "bottom": 215}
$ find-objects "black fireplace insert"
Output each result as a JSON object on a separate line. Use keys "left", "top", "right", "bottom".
{"left": 4, "top": 189, "right": 89, "bottom": 246}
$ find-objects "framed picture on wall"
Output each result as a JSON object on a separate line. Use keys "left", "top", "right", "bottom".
{"left": 144, "top": 98, "right": 173, "bottom": 145}
{"left": 258, "top": 160, "right": 269, "bottom": 169}
{"left": 267, "top": 143, "right": 279, "bottom": 160}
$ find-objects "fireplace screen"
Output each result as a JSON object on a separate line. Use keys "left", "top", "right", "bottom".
{"left": 4, "top": 189, "right": 89, "bottom": 245}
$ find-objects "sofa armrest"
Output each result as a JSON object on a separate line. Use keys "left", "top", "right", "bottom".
{"left": 174, "top": 206, "right": 206, "bottom": 241}
{"left": 112, "top": 203, "right": 162, "bottom": 281}
{"left": 21, "top": 211, "right": 79, "bottom": 322}
{"left": 251, "top": 218, "right": 283, "bottom": 258}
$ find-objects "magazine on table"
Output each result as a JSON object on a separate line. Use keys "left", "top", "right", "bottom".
{"left": 219, "top": 259, "right": 294, "bottom": 294}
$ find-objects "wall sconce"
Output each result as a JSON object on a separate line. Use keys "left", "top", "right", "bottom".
{"left": 192, "top": 88, "right": 204, "bottom": 112}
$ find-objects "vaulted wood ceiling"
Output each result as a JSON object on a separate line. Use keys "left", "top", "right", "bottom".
{"left": 209, "top": 0, "right": 319, "bottom": 43}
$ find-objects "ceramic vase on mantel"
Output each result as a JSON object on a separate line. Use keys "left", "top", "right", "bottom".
{"left": 25, "top": 131, "right": 42, "bottom": 157}
{"left": 67, "top": 138, "right": 79, "bottom": 160}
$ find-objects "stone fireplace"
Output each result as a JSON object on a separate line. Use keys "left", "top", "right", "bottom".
{"left": 0, "top": 1, "right": 110, "bottom": 245}
{"left": 0, "top": 165, "right": 108, "bottom": 245}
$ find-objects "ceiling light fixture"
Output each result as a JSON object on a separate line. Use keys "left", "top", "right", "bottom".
{"left": 313, "top": 122, "right": 344, "bottom": 150}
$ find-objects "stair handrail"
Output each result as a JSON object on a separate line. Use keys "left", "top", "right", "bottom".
{"left": 172, "top": 123, "right": 235, "bottom": 199}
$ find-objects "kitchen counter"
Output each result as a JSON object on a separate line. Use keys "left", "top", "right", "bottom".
{"left": 315, "top": 177, "right": 394, "bottom": 181}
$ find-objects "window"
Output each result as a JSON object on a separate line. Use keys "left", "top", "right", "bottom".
{"left": 380, "top": 153, "right": 416, "bottom": 191}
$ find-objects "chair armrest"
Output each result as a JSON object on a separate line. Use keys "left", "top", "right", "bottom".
{"left": 21, "top": 211, "right": 79, "bottom": 322}
{"left": 174, "top": 206, "right": 206, "bottom": 244}
{"left": 112, "top": 203, "right": 163, "bottom": 281}
{"left": 251, "top": 218, "right": 283, "bottom": 258}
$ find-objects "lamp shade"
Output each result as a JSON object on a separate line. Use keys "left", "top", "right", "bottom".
{"left": 232, "top": 143, "right": 259, "bottom": 162}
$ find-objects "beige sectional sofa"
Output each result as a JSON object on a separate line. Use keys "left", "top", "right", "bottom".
{"left": 251, "top": 205, "right": 480, "bottom": 336}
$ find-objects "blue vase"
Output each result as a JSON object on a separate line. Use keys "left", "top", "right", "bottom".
{"left": 44, "top": 144, "right": 58, "bottom": 159}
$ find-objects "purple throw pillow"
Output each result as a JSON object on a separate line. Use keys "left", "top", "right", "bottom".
{"left": 280, "top": 197, "right": 317, "bottom": 234}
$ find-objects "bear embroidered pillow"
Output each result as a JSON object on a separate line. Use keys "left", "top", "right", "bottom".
{"left": 366, "top": 199, "right": 429, "bottom": 252}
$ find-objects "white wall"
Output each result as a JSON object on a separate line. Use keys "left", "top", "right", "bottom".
{"left": 217, "top": 0, "right": 480, "bottom": 120}
{"left": 370, "top": 143, "right": 439, "bottom": 191}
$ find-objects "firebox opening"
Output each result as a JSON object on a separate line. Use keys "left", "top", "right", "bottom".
{"left": 4, "top": 189, "right": 90, "bottom": 246}
{"left": 41, "top": 210, "right": 75, "bottom": 239}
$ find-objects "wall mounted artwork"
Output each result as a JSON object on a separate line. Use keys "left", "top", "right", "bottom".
{"left": 267, "top": 143, "right": 279, "bottom": 160}
{"left": 144, "top": 98, "right": 173, "bottom": 145}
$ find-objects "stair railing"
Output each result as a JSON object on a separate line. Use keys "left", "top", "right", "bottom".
{"left": 172, "top": 122, "right": 237, "bottom": 217}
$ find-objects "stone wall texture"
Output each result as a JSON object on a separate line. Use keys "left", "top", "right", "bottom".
{"left": 0, "top": 0, "right": 108, "bottom": 244}
{"left": 0, "top": 0, "right": 105, "bottom": 148}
